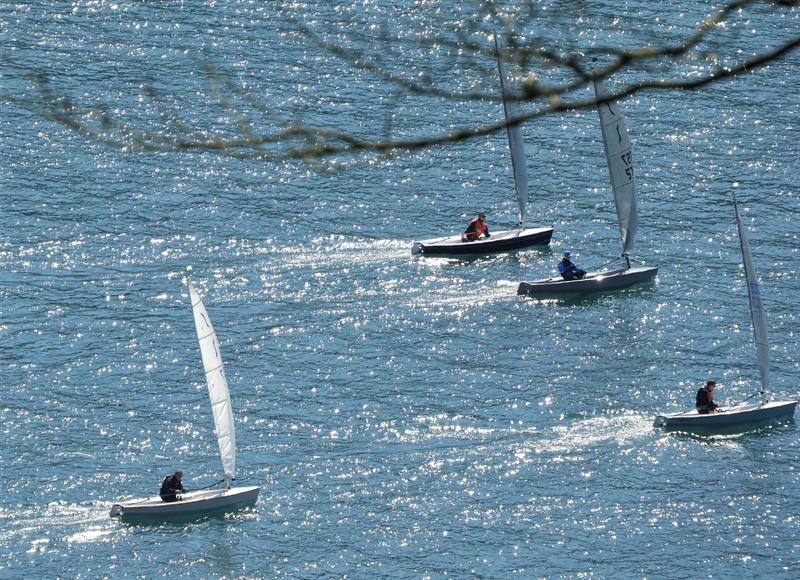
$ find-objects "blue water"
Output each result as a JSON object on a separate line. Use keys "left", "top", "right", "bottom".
{"left": 2, "top": 1, "right": 799, "bottom": 577}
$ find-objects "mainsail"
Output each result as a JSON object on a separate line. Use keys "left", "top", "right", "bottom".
{"left": 188, "top": 280, "right": 236, "bottom": 482}
{"left": 593, "top": 80, "right": 638, "bottom": 258}
{"left": 734, "top": 197, "right": 770, "bottom": 403}
{"left": 495, "top": 34, "right": 528, "bottom": 228}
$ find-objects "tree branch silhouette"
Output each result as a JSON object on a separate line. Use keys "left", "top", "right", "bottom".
{"left": 2, "top": 0, "right": 798, "bottom": 167}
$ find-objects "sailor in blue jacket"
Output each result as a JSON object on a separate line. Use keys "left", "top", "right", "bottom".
{"left": 558, "top": 252, "right": 586, "bottom": 280}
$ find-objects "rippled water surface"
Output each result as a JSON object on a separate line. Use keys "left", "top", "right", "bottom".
{"left": 2, "top": 1, "right": 800, "bottom": 577}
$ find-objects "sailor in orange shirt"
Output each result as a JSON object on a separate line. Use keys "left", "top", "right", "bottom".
{"left": 461, "top": 211, "right": 491, "bottom": 242}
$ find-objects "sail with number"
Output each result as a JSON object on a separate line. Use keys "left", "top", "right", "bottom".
{"left": 188, "top": 280, "right": 236, "bottom": 482}
{"left": 593, "top": 80, "right": 638, "bottom": 258}
{"left": 495, "top": 33, "right": 528, "bottom": 228}
{"left": 516, "top": 78, "right": 657, "bottom": 296}
{"left": 734, "top": 198, "right": 770, "bottom": 403}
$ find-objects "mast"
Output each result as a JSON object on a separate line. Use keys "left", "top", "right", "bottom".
{"left": 593, "top": 80, "right": 638, "bottom": 266}
{"left": 494, "top": 33, "right": 528, "bottom": 228}
{"left": 187, "top": 278, "right": 237, "bottom": 486}
{"left": 734, "top": 196, "right": 770, "bottom": 405}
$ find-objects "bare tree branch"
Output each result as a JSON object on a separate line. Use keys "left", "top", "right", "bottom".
{"left": 2, "top": 0, "right": 798, "bottom": 166}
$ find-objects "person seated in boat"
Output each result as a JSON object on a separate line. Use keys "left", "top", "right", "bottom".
{"left": 558, "top": 251, "right": 586, "bottom": 280}
{"left": 462, "top": 212, "right": 491, "bottom": 242}
{"left": 159, "top": 469, "right": 185, "bottom": 502}
{"left": 696, "top": 380, "right": 722, "bottom": 414}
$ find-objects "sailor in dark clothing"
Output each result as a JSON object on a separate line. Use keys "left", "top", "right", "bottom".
{"left": 159, "top": 469, "right": 184, "bottom": 502}
{"left": 696, "top": 380, "right": 720, "bottom": 414}
{"left": 558, "top": 251, "right": 586, "bottom": 280}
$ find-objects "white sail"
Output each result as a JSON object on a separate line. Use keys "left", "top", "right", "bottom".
{"left": 734, "top": 198, "right": 770, "bottom": 403}
{"left": 593, "top": 80, "right": 638, "bottom": 258}
{"left": 495, "top": 34, "right": 528, "bottom": 227}
{"left": 187, "top": 280, "right": 236, "bottom": 482}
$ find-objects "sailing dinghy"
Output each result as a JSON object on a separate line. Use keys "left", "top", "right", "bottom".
{"left": 518, "top": 80, "right": 657, "bottom": 296}
{"left": 110, "top": 278, "right": 260, "bottom": 518}
{"left": 412, "top": 35, "right": 553, "bottom": 256}
{"left": 653, "top": 198, "right": 796, "bottom": 431}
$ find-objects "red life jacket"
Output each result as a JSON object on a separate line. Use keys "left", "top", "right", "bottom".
{"left": 465, "top": 218, "right": 487, "bottom": 240}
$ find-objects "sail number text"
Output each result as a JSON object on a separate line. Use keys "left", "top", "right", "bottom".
{"left": 620, "top": 151, "right": 633, "bottom": 180}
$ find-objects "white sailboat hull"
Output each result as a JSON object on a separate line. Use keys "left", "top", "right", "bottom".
{"left": 654, "top": 199, "right": 793, "bottom": 434}
{"left": 654, "top": 400, "right": 796, "bottom": 430}
{"left": 110, "top": 485, "right": 260, "bottom": 519}
{"left": 517, "top": 265, "right": 657, "bottom": 296}
{"left": 412, "top": 227, "right": 553, "bottom": 256}
{"left": 111, "top": 282, "right": 259, "bottom": 521}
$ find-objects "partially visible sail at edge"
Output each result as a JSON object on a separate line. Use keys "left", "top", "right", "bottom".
{"left": 188, "top": 280, "right": 236, "bottom": 481}
{"left": 734, "top": 198, "right": 770, "bottom": 402}
{"left": 593, "top": 80, "right": 638, "bottom": 257}
{"left": 495, "top": 34, "right": 528, "bottom": 228}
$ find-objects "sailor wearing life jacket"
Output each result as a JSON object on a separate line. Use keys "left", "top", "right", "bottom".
{"left": 159, "top": 469, "right": 185, "bottom": 502}
{"left": 462, "top": 212, "right": 491, "bottom": 242}
{"left": 558, "top": 251, "right": 586, "bottom": 280}
{"left": 695, "top": 380, "right": 721, "bottom": 414}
